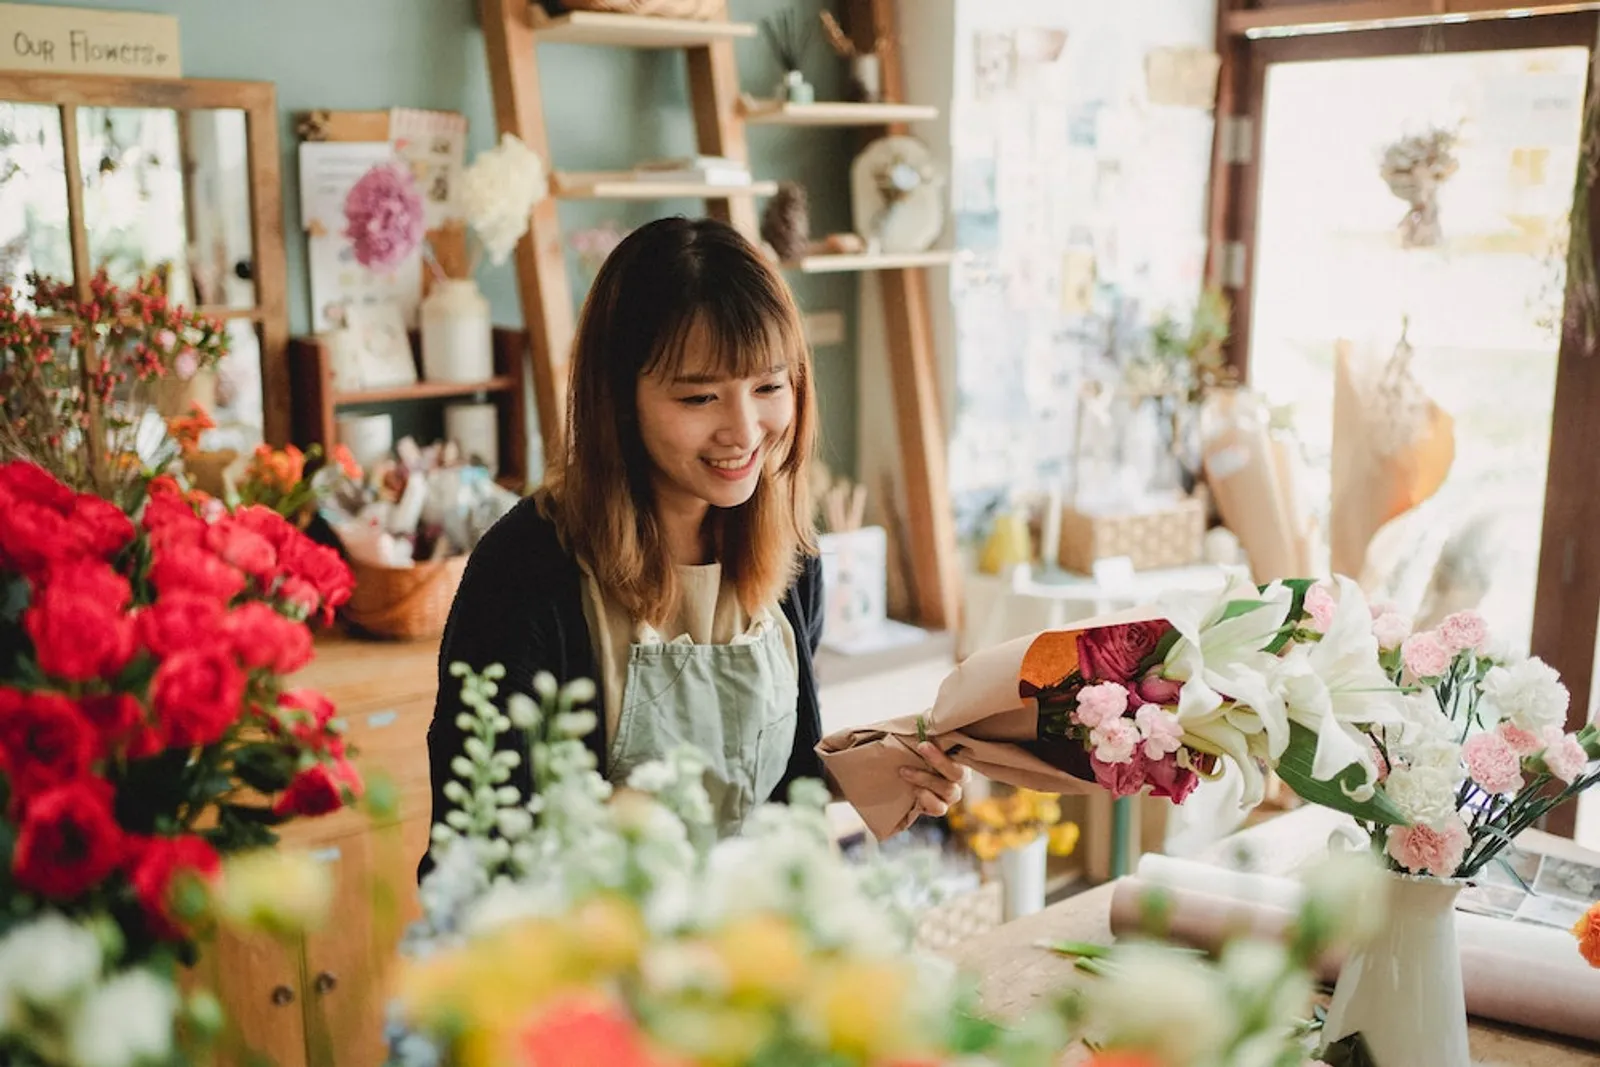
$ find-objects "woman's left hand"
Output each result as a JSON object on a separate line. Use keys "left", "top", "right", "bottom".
{"left": 899, "top": 741, "right": 969, "bottom": 821}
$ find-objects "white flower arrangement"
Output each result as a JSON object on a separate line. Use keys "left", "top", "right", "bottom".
{"left": 458, "top": 133, "right": 549, "bottom": 267}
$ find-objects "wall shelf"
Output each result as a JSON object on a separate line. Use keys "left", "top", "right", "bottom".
{"left": 552, "top": 170, "right": 777, "bottom": 200}
{"left": 741, "top": 99, "right": 939, "bottom": 126}
{"left": 531, "top": 9, "right": 756, "bottom": 48}
{"left": 331, "top": 377, "right": 516, "bottom": 407}
{"left": 792, "top": 250, "right": 962, "bottom": 274}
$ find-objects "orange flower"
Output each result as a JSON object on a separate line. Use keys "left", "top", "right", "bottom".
{"left": 1574, "top": 900, "right": 1600, "bottom": 968}
{"left": 166, "top": 403, "right": 215, "bottom": 458}
{"left": 1084, "top": 1055, "right": 1164, "bottom": 1067}
{"left": 247, "top": 443, "right": 306, "bottom": 493}
{"left": 331, "top": 443, "right": 361, "bottom": 481}
{"left": 515, "top": 994, "right": 681, "bottom": 1067}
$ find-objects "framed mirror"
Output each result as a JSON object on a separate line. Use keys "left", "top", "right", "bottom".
{"left": 0, "top": 72, "right": 288, "bottom": 448}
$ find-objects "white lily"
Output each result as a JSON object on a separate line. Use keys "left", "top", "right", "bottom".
{"left": 1268, "top": 576, "right": 1408, "bottom": 791}
{"left": 1159, "top": 573, "right": 1294, "bottom": 760}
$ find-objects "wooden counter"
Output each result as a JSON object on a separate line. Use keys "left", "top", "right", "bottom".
{"left": 944, "top": 807, "right": 1599, "bottom": 1067}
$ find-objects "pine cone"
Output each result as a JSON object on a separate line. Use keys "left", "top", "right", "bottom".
{"left": 761, "top": 182, "right": 810, "bottom": 264}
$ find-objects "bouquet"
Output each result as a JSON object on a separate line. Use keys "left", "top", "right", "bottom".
{"left": 232, "top": 439, "right": 362, "bottom": 526}
{"left": 388, "top": 665, "right": 1380, "bottom": 1067}
{"left": 821, "top": 574, "right": 1413, "bottom": 839}
{"left": 948, "top": 788, "right": 1080, "bottom": 863}
{"left": 0, "top": 458, "right": 363, "bottom": 1066}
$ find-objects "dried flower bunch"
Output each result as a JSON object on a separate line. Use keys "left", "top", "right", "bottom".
{"left": 1378, "top": 127, "right": 1460, "bottom": 248}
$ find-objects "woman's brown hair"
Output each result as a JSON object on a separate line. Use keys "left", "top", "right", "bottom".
{"left": 541, "top": 216, "right": 818, "bottom": 626}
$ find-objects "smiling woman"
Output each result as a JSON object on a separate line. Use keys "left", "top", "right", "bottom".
{"left": 423, "top": 217, "right": 967, "bottom": 866}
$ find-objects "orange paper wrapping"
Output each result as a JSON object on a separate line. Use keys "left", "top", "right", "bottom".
{"left": 1108, "top": 864, "right": 1600, "bottom": 1043}
{"left": 817, "top": 607, "right": 1157, "bottom": 839}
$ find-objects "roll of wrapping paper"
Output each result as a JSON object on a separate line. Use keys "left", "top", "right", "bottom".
{"left": 1201, "top": 390, "right": 1304, "bottom": 583}
{"left": 1108, "top": 854, "right": 1600, "bottom": 1042}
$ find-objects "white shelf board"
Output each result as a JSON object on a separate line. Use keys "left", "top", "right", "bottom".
{"left": 792, "top": 250, "right": 962, "bottom": 274}
{"left": 741, "top": 99, "right": 939, "bottom": 126}
{"left": 532, "top": 10, "right": 756, "bottom": 48}
{"left": 553, "top": 171, "right": 778, "bottom": 200}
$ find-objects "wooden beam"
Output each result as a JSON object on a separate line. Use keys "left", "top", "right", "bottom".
{"left": 244, "top": 89, "right": 291, "bottom": 445}
{"left": 686, "top": 1, "right": 758, "bottom": 239}
{"left": 482, "top": 0, "right": 574, "bottom": 464}
{"left": 1226, "top": 0, "right": 1600, "bottom": 35}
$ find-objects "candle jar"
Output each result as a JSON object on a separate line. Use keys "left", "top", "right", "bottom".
{"left": 420, "top": 278, "right": 494, "bottom": 384}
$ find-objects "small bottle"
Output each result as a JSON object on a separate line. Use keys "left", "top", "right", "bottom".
{"left": 419, "top": 278, "right": 493, "bottom": 383}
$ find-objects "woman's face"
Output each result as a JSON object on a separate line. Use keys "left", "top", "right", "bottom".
{"left": 635, "top": 319, "right": 795, "bottom": 515}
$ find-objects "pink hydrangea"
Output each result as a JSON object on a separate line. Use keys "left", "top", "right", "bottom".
{"left": 1303, "top": 583, "right": 1336, "bottom": 632}
{"left": 1438, "top": 611, "right": 1489, "bottom": 655}
{"left": 1496, "top": 721, "right": 1542, "bottom": 756}
{"left": 1089, "top": 718, "right": 1140, "bottom": 765}
{"left": 1074, "top": 680, "right": 1129, "bottom": 729}
{"left": 1134, "top": 703, "right": 1183, "bottom": 760}
{"left": 1540, "top": 727, "right": 1589, "bottom": 784}
{"left": 343, "top": 163, "right": 425, "bottom": 271}
{"left": 1401, "top": 631, "right": 1451, "bottom": 679}
{"left": 1385, "top": 819, "right": 1469, "bottom": 877}
{"left": 1461, "top": 732, "right": 1522, "bottom": 796}
{"left": 1371, "top": 612, "right": 1412, "bottom": 652}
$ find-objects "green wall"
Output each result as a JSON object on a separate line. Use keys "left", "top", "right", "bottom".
{"left": 17, "top": 0, "right": 861, "bottom": 475}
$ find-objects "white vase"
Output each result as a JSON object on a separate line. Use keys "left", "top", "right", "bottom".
{"left": 419, "top": 278, "right": 494, "bottom": 383}
{"left": 1321, "top": 872, "right": 1470, "bottom": 1067}
{"left": 997, "top": 835, "right": 1047, "bottom": 922}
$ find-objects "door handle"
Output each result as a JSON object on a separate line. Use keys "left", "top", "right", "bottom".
{"left": 313, "top": 971, "right": 338, "bottom": 995}
{"left": 270, "top": 984, "right": 295, "bottom": 1006}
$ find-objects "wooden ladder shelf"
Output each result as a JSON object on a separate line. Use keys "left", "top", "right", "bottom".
{"left": 479, "top": 0, "right": 960, "bottom": 631}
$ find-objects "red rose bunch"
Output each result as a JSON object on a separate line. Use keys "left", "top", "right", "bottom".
{"left": 0, "top": 459, "right": 360, "bottom": 961}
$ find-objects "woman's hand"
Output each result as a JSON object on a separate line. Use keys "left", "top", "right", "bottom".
{"left": 899, "top": 741, "right": 969, "bottom": 823}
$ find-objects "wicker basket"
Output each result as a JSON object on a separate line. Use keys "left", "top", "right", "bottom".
{"left": 538, "top": 0, "right": 722, "bottom": 19}
{"left": 1057, "top": 495, "right": 1206, "bottom": 574}
{"left": 341, "top": 555, "right": 467, "bottom": 641}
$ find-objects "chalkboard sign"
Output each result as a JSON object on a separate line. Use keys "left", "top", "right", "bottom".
{"left": 1, "top": 3, "right": 180, "bottom": 78}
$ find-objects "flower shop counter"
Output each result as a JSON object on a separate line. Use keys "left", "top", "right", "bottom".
{"left": 943, "top": 805, "right": 1596, "bottom": 1067}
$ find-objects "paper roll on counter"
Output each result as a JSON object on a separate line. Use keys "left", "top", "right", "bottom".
{"left": 1108, "top": 854, "right": 1600, "bottom": 1043}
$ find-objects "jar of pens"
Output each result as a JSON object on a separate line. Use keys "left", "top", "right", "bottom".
{"left": 816, "top": 471, "right": 891, "bottom": 652}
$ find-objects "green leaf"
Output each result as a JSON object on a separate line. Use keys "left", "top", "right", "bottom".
{"left": 1319, "top": 1031, "right": 1380, "bottom": 1067}
{"left": 1275, "top": 722, "right": 1409, "bottom": 827}
{"left": 1217, "top": 598, "right": 1271, "bottom": 623}
{"left": 232, "top": 745, "right": 296, "bottom": 795}
{"left": 1038, "top": 939, "right": 1110, "bottom": 958}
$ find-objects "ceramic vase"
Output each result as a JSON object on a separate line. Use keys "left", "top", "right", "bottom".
{"left": 1320, "top": 872, "right": 1470, "bottom": 1067}
{"left": 997, "top": 835, "right": 1047, "bottom": 922}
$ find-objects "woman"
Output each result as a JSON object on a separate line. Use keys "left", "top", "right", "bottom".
{"left": 425, "top": 217, "right": 963, "bottom": 847}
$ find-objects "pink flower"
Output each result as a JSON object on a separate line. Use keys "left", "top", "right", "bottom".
{"left": 1089, "top": 718, "right": 1140, "bottom": 765}
{"left": 1074, "top": 681, "right": 1129, "bottom": 729}
{"left": 1134, "top": 704, "right": 1183, "bottom": 760}
{"left": 1401, "top": 632, "right": 1451, "bottom": 679}
{"left": 1136, "top": 675, "right": 1183, "bottom": 705}
{"left": 1076, "top": 620, "right": 1170, "bottom": 683}
{"left": 1366, "top": 736, "right": 1391, "bottom": 782}
{"left": 1540, "top": 727, "right": 1589, "bottom": 784}
{"left": 1303, "top": 583, "right": 1336, "bottom": 632}
{"left": 1438, "top": 611, "right": 1489, "bottom": 655}
{"left": 1496, "top": 721, "right": 1542, "bottom": 756}
{"left": 1461, "top": 732, "right": 1522, "bottom": 795}
{"left": 1144, "top": 753, "right": 1200, "bottom": 803}
{"left": 1386, "top": 819, "right": 1469, "bottom": 877}
{"left": 1369, "top": 598, "right": 1400, "bottom": 620}
{"left": 343, "top": 163, "right": 425, "bottom": 271}
{"left": 1091, "top": 751, "right": 1148, "bottom": 798}
{"left": 1372, "top": 612, "right": 1412, "bottom": 652}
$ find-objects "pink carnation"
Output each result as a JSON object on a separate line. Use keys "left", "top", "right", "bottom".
{"left": 1401, "top": 631, "right": 1452, "bottom": 679}
{"left": 1385, "top": 819, "right": 1469, "bottom": 877}
{"left": 1369, "top": 598, "right": 1399, "bottom": 620}
{"left": 1134, "top": 703, "right": 1184, "bottom": 760}
{"left": 1074, "top": 681, "right": 1129, "bottom": 730}
{"left": 1438, "top": 611, "right": 1489, "bottom": 655}
{"left": 1461, "top": 732, "right": 1522, "bottom": 796}
{"left": 1089, "top": 718, "right": 1140, "bottom": 765}
{"left": 1496, "top": 721, "right": 1542, "bottom": 756}
{"left": 1303, "top": 583, "right": 1336, "bottom": 632}
{"left": 1540, "top": 727, "right": 1589, "bottom": 784}
{"left": 1372, "top": 612, "right": 1412, "bottom": 652}
{"left": 343, "top": 163, "right": 425, "bottom": 271}
{"left": 1091, "top": 751, "right": 1148, "bottom": 798}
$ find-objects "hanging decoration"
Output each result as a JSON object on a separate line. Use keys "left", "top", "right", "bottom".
{"left": 1378, "top": 127, "right": 1459, "bottom": 249}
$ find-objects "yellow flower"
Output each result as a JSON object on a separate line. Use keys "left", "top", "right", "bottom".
{"left": 712, "top": 912, "right": 808, "bottom": 1002}
{"left": 970, "top": 798, "right": 1007, "bottom": 830}
{"left": 652, "top": 1002, "right": 772, "bottom": 1066}
{"left": 1000, "top": 828, "right": 1035, "bottom": 852}
{"left": 1033, "top": 797, "right": 1062, "bottom": 826}
{"left": 215, "top": 850, "right": 333, "bottom": 941}
{"left": 805, "top": 958, "right": 920, "bottom": 1060}
{"left": 571, "top": 895, "right": 646, "bottom": 977}
{"left": 1048, "top": 821, "right": 1081, "bottom": 857}
{"left": 970, "top": 830, "right": 1003, "bottom": 862}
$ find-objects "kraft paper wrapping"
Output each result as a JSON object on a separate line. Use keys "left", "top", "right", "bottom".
{"left": 816, "top": 608, "right": 1158, "bottom": 840}
{"left": 1329, "top": 339, "right": 1455, "bottom": 579}
{"left": 1108, "top": 854, "right": 1600, "bottom": 1043}
{"left": 1201, "top": 390, "right": 1312, "bottom": 583}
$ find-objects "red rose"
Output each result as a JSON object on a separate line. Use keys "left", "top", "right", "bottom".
{"left": 273, "top": 759, "right": 361, "bottom": 818}
{"left": 69, "top": 493, "right": 135, "bottom": 559}
{"left": 24, "top": 587, "right": 136, "bottom": 682}
{"left": 37, "top": 557, "right": 132, "bottom": 611}
{"left": 1090, "top": 752, "right": 1149, "bottom": 799}
{"left": 278, "top": 536, "right": 353, "bottom": 626}
{"left": 137, "top": 593, "right": 227, "bottom": 659}
{"left": 277, "top": 576, "right": 321, "bottom": 619}
{"left": 0, "top": 689, "right": 98, "bottom": 803}
{"left": 231, "top": 505, "right": 297, "bottom": 554}
{"left": 0, "top": 460, "right": 75, "bottom": 512}
{"left": 141, "top": 493, "right": 207, "bottom": 550}
{"left": 1076, "top": 620, "right": 1172, "bottom": 683}
{"left": 127, "top": 834, "right": 221, "bottom": 940}
{"left": 149, "top": 541, "right": 246, "bottom": 604}
{"left": 223, "top": 602, "right": 314, "bottom": 674}
{"left": 1143, "top": 753, "right": 1200, "bottom": 804}
{"left": 151, "top": 648, "right": 246, "bottom": 748}
{"left": 12, "top": 778, "right": 124, "bottom": 898}
{"left": 0, "top": 499, "right": 80, "bottom": 576}
{"left": 277, "top": 689, "right": 343, "bottom": 754}
{"left": 79, "top": 693, "right": 163, "bottom": 758}
{"left": 206, "top": 518, "right": 278, "bottom": 585}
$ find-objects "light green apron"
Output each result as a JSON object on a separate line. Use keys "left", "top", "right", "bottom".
{"left": 605, "top": 608, "right": 799, "bottom": 837}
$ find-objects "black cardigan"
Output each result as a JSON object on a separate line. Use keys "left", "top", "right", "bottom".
{"left": 422, "top": 497, "right": 826, "bottom": 874}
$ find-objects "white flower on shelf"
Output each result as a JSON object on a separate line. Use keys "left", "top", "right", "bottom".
{"left": 459, "top": 133, "right": 549, "bottom": 266}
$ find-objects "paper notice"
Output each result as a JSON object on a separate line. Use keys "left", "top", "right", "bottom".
{"left": 1145, "top": 46, "right": 1222, "bottom": 109}
{"left": 1060, "top": 247, "right": 1096, "bottom": 315}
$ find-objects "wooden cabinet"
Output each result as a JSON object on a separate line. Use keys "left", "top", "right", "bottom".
{"left": 203, "top": 633, "right": 440, "bottom": 1067}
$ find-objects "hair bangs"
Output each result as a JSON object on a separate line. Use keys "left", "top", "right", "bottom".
{"left": 641, "top": 278, "right": 805, "bottom": 386}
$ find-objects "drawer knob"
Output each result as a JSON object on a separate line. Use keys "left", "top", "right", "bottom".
{"left": 313, "top": 971, "right": 338, "bottom": 995}
{"left": 270, "top": 984, "right": 295, "bottom": 1006}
